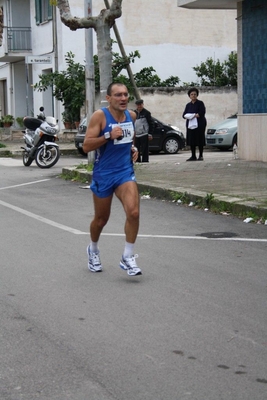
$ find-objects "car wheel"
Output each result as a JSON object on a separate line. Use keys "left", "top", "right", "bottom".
{"left": 163, "top": 137, "right": 180, "bottom": 154}
{"left": 78, "top": 148, "right": 87, "bottom": 157}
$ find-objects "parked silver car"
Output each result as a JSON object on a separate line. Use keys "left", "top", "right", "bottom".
{"left": 205, "top": 114, "right": 237, "bottom": 150}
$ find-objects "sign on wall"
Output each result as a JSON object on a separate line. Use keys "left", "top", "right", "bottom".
{"left": 26, "top": 55, "right": 52, "bottom": 64}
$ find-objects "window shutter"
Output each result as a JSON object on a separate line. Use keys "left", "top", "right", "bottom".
{"left": 48, "top": 2, "right": 53, "bottom": 21}
{"left": 35, "top": 0, "right": 41, "bottom": 25}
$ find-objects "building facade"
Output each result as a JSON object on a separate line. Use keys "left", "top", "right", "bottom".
{"left": 0, "top": 0, "right": 236, "bottom": 130}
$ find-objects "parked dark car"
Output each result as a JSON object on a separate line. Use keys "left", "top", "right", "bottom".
{"left": 74, "top": 117, "right": 185, "bottom": 156}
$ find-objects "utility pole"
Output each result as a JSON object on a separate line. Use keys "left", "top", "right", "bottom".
{"left": 104, "top": 0, "right": 140, "bottom": 101}
{"left": 52, "top": 5, "right": 59, "bottom": 118}
{"left": 84, "top": 0, "right": 95, "bottom": 163}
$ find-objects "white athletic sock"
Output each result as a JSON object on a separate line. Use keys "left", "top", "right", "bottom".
{"left": 90, "top": 241, "right": 98, "bottom": 253}
{"left": 123, "top": 242, "right": 135, "bottom": 258}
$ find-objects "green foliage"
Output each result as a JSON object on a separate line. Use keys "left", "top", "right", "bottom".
{"left": 193, "top": 58, "right": 224, "bottom": 86}
{"left": 128, "top": 67, "right": 179, "bottom": 88}
{"left": 134, "top": 67, "right": 161, "bottom": 87}
{"left": 112, "top": 50, "right": 141, "bottom": 78}
{"left": 224, "top": 52, "right": 238, "bottom": 86}
{"left": 34, "top": 52, "right": 85, "bottom": 122}
{"left": 205, "top": 192, "right": 214, "bottom": 207}
{"left": 160, "top": 76, "right": 180, "bottom": 87}
{"left": 182, "top": 81, "right": 200, "bottom": 87}
{"left": 244, "top": 211, "right": 257, "bottom": 220}
{"left": 93, "top": 54, "right": 100, "bottom": 93}
{"left": 171, "top": 191, "right": 190, "bottom": 203}
{"left": 140, "top": 189, "right": 151, "bottom": 196}
{"left": 1, "top": 115, "right": 14, "bottom": 123}
{"left": 16, "top": 117, "right": 24, "bottom": 127}
{"left": 193, "top": 52, "right": 237, "bottom": 86}
{"left": 35, "top": 47, "right": 180, "bottom": 117}
{"left": 75, "top": 162, "right": 93, "bottom": 171}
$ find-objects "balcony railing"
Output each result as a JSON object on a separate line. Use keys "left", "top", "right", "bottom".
{"left": 6, "top": 27, "right": 32, "bottom": 51}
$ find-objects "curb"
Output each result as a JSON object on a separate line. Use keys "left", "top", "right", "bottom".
{"left": 0, "top": 150, "right": 13, "bottom": 157}
{"left": 2, "top": 147, "right": 267, "bottom": 221}
{"left": 0, "top": 148, "right": 79, "bottom": 158}
{"left": 61, "top": 167, "right": 267, "bottom": 221}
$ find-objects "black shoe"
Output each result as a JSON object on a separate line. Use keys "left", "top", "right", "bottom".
{"left": 198, "top": 156, "right": 204, "bottom": 161}
{"left": 186, "top": 156, "right": 197, "bottom": 161}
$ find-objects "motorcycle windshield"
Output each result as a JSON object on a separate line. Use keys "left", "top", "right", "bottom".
{"left": 46, "top": 116, "right": 57, "bottom": 126}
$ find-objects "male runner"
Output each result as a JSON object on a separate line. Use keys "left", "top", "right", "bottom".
{"left": 82, "top": 83, "right": 142, "bottom": 276}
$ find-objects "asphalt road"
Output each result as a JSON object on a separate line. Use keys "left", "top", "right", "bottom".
{"left": 0, "top": 156, "right": 267, "bottom": 400}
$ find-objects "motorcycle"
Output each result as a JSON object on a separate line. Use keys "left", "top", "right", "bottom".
{"left": 21, "top": 107, "right": 60, "bottom": 168}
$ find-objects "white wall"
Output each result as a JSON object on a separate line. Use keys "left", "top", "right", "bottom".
{"left": 0, "top": 0, "right": 237, "bottom": 128}
{"left": 68, "top": 0, "right": 237, "bottom": 83}
{"left": 93, "top": 0, "right": 236, "bottom": 83}
{"left": 239, "top": 114, "right": 267, "bottom": 163}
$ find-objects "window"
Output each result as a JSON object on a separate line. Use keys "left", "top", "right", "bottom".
{"left": 35, "top": 0, "right": 52, "bottom": 25}
{"left": 0, "top": 7, "right": 3, "bottom": 44}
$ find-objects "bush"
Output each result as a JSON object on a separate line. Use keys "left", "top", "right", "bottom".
{"left": 193, "top": 52, "right": 237, "bottom": 86}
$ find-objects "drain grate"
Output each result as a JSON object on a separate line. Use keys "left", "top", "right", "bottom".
{"left": 196, "top": 232, "right": 238, "bottom": 239}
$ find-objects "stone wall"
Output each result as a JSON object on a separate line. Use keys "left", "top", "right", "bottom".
{"left": 0, "top": 128, "right": 24, "bottom": 141}
{"left": 127, "top": 86, "right": 237, "bottom": 132}
{"left": 1, "top": 87, "right": 237, "bottom": 143}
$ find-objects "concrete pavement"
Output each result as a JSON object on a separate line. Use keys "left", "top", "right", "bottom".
{"left": 1, "top": 140, "right": 267, "bottom": 221}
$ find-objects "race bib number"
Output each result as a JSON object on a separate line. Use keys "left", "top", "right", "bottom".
{"left": 112, "top": 122, "right": 134, "bottom": 145}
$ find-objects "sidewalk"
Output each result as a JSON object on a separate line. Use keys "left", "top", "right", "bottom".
{"left": 1, "top": 140, "right": 267, "bottom": 220}
{"left": 133, "top": 151, "right": 267, "bottom": 221}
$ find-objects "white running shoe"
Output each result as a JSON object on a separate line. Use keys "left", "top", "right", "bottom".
{"left": 87, "top": 246, "right": 102, "bottom": 272}
{"left": 119, "top": 254, "right": 142, "bottom": 276}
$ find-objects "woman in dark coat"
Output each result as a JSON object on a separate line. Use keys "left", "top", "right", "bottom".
{"left": 182, "top": 88, "right": 207, "bottom": 161}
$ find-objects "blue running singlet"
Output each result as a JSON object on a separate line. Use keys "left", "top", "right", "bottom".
{"left": 90, "top": 108, "right": 137, "bottom": 198}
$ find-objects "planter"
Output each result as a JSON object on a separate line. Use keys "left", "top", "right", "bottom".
{"left": 64, "top": 122, "right": 72, "bottom": 129}
{"left": 1, "top": 115, "right": 15, "bottom": 127}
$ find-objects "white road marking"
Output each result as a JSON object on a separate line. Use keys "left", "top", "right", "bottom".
{"left": 0, "top": 199, "right": 83, "bottom": 235}
{"left": 0, "top": 179, "right": 50, "bottom": 191}
{"left": 0, "top": 199, "right": 266, "bottom": 242}
{"left": 102, "top": 233, "right": 267, "bottom": 242}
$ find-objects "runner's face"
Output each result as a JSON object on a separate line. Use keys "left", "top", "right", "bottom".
{"left": 107, "top": 85, "right": 129, "bottom": 111}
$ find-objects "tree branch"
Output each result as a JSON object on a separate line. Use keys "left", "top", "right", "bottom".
{"left": 56, "top": 0, "right": 122, "bottom": 31}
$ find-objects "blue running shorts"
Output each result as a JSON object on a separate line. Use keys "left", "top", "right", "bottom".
{"left": 90, "top": 170, "right": 136, "bottom": 198}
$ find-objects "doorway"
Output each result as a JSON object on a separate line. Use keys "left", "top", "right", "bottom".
{"left": 0, "top": 79, "right": 7, "bottom": 117}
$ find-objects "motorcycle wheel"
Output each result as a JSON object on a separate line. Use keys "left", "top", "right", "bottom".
{"left": 22, "top": 151, "right": 34, "bottom": 167}
{"left": 35, "top": 145, "right": 60, "bottom": 169}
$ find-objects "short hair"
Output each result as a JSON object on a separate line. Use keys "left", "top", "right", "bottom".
{"left": 106, "top": 82, "right": 127, "bottom": 96}
{"left": 135, "top": 99, "right": 144, "bottom": 105}
{"left": 187, "top": 87, "right": 199, "bottom": 97}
